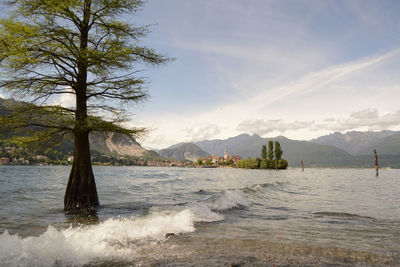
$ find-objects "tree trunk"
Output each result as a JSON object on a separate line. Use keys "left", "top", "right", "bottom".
{"left": 62, "top": 0, "right": 99, "bottom": 213}
{"left": 64, "top": 130, "right": 99, "bottom": 213}
{"left": 64, "top": 0, "right": 97, "bottom": 213}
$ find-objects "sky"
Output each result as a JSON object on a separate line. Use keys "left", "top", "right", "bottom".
{"left": 2, "top": 0, "right": 400, "bottom": 149}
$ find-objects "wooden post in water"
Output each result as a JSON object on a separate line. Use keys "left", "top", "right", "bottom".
{"left": 374, "top": 149, "right": 379, "bottom": 177}
{"left": 301, "top": 160, "right": 304, "bottom": 172}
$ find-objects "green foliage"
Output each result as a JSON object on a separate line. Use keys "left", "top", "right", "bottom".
{"left": 256, "top": 157, "right": 261, "bottom": 168}
{"left": 237, "top": 144, "right": 287, "bottom": 170}
{"left": 261, "top": 144, "right": 267, "bottom": 160}
{"left": 197, "top": 158, "right": 203, "bottom": 165}
{"left": 275, "top": 141, "right": 282, "bottom": 160}
{"left": 260, "top": 159, "right": 268, "bottom": 169}
{"left": 277, "top": 159, "right": 288, "bottom": 169}
{"left": 268, "top": 141, "right": 274, "bottom": 160}
{"left": 236, "top": 157, "right": 259, "bottom": 169}
{"left": 267, "top": 159, "right": 276, "bottom": 169}
{"left": 0, "top": 141, "right": 71, "bottom": 165}
{"left": 0, "top": 0, "right": 170, "bottom": 147}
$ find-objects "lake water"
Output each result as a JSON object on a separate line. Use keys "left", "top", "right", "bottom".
{"left": 0, "top": 166, "right": 399, "bottom": 266}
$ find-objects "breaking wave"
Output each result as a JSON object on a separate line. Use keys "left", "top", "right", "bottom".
{"left": 0, "top": 210, "right": 195, "bottom": 266}
{"left": 207, "top": 190, "right": 250, "bottom": 210}
{"left": 0, "top": 189, "right": 249, "bottom": 266}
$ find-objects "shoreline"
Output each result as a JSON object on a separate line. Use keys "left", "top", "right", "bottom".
{"left": 1, "top": 164, "right": 398, "bottom": 170}
{"left": 85, "top": 236, "right": 396, "bottom": 266}
{"left": 1, "top": 167, "right": 399, "bottom": 266}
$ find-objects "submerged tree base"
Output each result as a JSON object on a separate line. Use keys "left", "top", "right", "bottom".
{"left": 64, "top": 137, "right": 99, "bottom": 213}
{"left": 64, "top": 194, "right": 99, "bottom": 215}
{"left": 64, "top": 205, "right": 99, "bottom": 216}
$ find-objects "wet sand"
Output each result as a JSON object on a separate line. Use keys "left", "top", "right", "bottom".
{"left": 87, "top": 235, "right": 396, "bottom": 266}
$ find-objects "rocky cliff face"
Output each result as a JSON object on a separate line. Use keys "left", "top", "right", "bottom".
{"left": 0, "top": 98, "right": 149, "bottom": 157}
{"left": 89, "top": 132, "right": 147, "bottom": 156}
{"left": 159, "top": 143, "right": 210, "bottom": 161}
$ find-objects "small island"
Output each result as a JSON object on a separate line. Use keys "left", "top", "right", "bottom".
{"left": 196, "top": 141, "right": 288, "bottom": 169}
{"left": 236, "top": 141, "right": 288, "bottom": 169}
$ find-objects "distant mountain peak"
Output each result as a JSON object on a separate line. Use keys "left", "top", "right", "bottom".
{"left": 166, "top": 130, "right": 400, "bottom": 167}
{"left": 311, "top": 130, "right": 400, "bottom": 155}
{"left": 159, "top": 142, "right": 209, "bottom": 162}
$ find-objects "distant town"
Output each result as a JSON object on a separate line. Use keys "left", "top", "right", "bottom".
{"left": 0, "top": 144, "right": 243, "bottom": 168}
{"left": 0, "top": 142, "right": 292, "bottom": 170}
{"left": 197, "top": 149, "right": 242, "bottom": 166}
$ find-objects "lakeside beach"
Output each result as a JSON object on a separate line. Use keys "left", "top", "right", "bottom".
{"left": 1, "top": 166, "right": 399, "bottom": 266}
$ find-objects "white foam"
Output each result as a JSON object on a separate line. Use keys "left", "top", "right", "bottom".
{"left": 0, "top": 209, "right": 202, "bottom": 266}
{"left": 189, "top": 202, "right": 224, "bottom": 222}
{"left": 0, "top": 191, "right": 248, "bottom": 266}
{"left": 208, "top": 190, "right": 250, "bottom": 211}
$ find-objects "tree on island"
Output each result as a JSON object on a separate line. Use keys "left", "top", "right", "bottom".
{"left": 238, "top": 142, "right": 288, "bottom": 170}
{"left": 261, "top": 144, "right": 267, "bottom": 160}
{"left": 274, "top": 141, "right": 288, "bottom": 169}
{"left": 267, "top": 140, "right": 275, "bottom": 168}
{"left": 268, "top": 141, "right": 274, "bottom": 160}
{"left": 260, "top": 158, "right": 268, "bottom": 169}
{"left": 275, "top": 141, "right": 282, "bottom": 160}
{"left": 260, "top": 144, "right": 268, "bottom": 169}
{"left": 0, "top": 0, "right": 170, "bottom": 213}
{"left": 236, "top": 157, "right": 259, "bottom": 169}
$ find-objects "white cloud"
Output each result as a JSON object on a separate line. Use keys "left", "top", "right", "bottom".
{"left": 185, "top": 123, "right": 221, "bottom": 141}
{"left": 350, "top": 108, "right": 379, "bottom": 120}
{"left": 234, "top": 108, "right": 400, "bottom": 138}
{"left": 236, "top": 119, "right": 312, "bottom": 135}
{"left": 170, "top": 39, "right": 328, "bottom": 99}
{"left": 138, "top": 48, "right": 400, "bottom": 149}
{"left": 206, "top": 48, "right": 400, "bottom": 128}
{"left": 139, "top": 134, "right": 168, "bottom": 150}
{"left": 52, "top": 87, "right": 75, "bottom": 108}
{"left": 247, "top": 48, "right": 400, "bottom": 111}
{"left": 173, "top": 40, "right": 325, "bottom": 70}
{"left": 328, "top": 109, "right": 400, "bottom": 131}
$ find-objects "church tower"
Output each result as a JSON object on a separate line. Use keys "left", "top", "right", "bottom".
{"left": 224, "top": 148, "right": 228, "bottom": 160}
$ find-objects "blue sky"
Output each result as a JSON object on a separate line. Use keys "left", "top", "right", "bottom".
{"left": 1, "top": 0, "right": 400, "bottom": 149}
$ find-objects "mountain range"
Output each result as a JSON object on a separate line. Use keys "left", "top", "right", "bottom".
{"left": 311, "top": 130, "right": 400, "bottom": 155}
{"left": 162, "top": 131, "right": 400, "bottom": 168}
{"left": 158, "top": 143, "right": 209, "bottom": 161}
{"left": 194, "top": 134, "right": 354, "bottom": 167}
{"left": 2, "top": 97, "right": 400, "bottom": 167}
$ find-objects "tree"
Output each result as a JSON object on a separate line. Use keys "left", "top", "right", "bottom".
{"left": 261, "top": 144, "right": 267, "bottom": 160}
{"left": 268, "top": 141, "right": 274, "bottom": 160}
{"left": 260, "top": 159, "right": 268, "bottom": 169}
{"left": 0, "top": 0, "right": 170, "bottom": 213}
{"left": 256, "top": 157, "right": 261, "bottom": 168}
{"left": 276, "top": 159, "right": 288, "bottom": 169}
{"left": 275, "top": 141, "right": 282, "bottom": 160}
{"left": 236, "top": 157, "right": 259, "bottom": 169}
